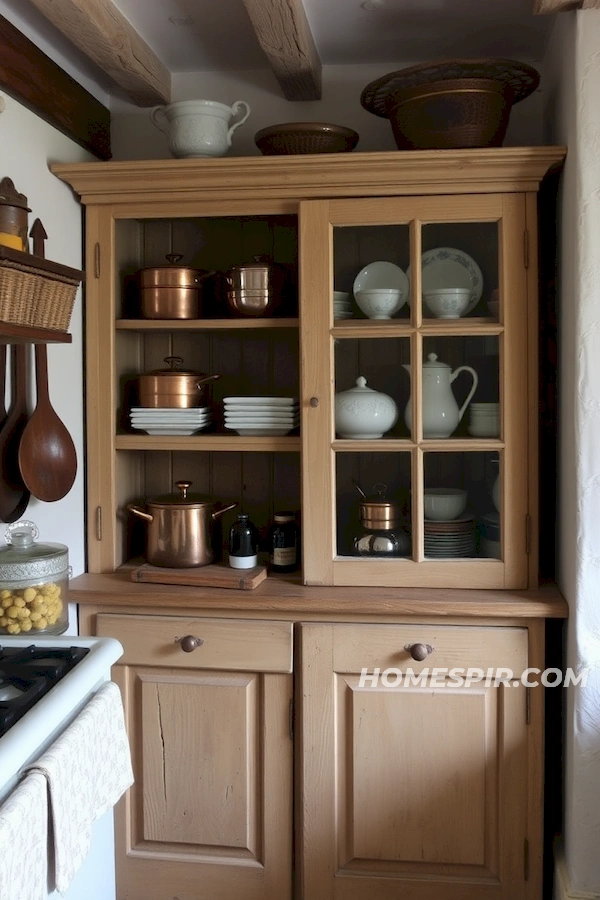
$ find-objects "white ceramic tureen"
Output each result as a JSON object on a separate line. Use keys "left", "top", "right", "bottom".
{"left": 334, "top": 376, "right": 398, "bottom": 439}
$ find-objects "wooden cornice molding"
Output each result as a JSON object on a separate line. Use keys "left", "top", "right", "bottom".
{"left": 0, "top": 13, "right": 110, "bottom": 160}
{"left": 27, "top": 0, "right": 170, "bottom": 106}
{"left": 51, "top": 147, "right": 567, "bottom": 206}
{"left": 242, "top": 0, "right": 321, "bottom": 100}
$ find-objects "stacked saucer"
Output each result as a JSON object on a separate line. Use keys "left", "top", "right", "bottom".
{"left": 424, "top": 515, "right": 476, "bottom": 558}
{"left": 334, "top": 291, "right": 353, "bottom": 319}
{"left": 468, "top": 403, "right": 500, "bottom": 438}
{"left": 130, "top": 406, "right": 212, "bottom": 436}
{"left": 223, "top": 396, "right": 299, "bottom": 436}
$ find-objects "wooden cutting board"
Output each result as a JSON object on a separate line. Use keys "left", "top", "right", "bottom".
{"left": 130, "top": 562, "right": 268, "bottom": 591}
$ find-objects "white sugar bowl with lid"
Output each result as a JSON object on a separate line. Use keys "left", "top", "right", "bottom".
{"left": 0, "top": 521, "right": 69, "bottom": 635}
{"left": 335, "top": 376, "right": 398, "bottom": 439}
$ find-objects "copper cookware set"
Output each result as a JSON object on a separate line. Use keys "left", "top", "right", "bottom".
{"left": 136, "top": 255, "right": 284, "bottom": 319}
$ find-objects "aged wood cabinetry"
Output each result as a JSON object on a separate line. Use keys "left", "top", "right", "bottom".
{"left": 57, "top": 148, "right": 566, "bottom": 900}
{"left": 53, "top": 147, "right": 565, "bottom": 589}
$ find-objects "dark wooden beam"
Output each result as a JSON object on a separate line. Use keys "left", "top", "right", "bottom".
{"left": 242, "top": 0, "right": 322, "bottom": 101}
{"left": 0, "top": 13, "right": 111, "bottom": 160}
{"left": 533, "top": 0, "right": 583, "bottom": 12}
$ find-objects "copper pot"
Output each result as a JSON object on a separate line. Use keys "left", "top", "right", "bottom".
{"left": 137, "top": 255, "right": 213, "bottom": 319}
{"left": 224, "top": 256, "right": 283, "bottom": 317}
{"left": 355, "top": 482, "right": 402, "bottom": 530}
{"left": 128, "top": 481, "right": 237, "bottom": 567}
{"left": 138, "top": 356, "right": 220, "bottom": 408}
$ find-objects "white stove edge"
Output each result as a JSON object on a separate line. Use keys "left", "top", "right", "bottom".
{"left": 0, "top": 636, "right": 124, "bottom": 796}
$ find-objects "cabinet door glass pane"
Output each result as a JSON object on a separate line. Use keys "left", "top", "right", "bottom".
{"left": 333, "top": 225, "right": 410, "bottom": 321}
{"left": 336, "top": 453, "right": 411, "bottom": 558}
{"left": 420, "top": 222, "right": 498, "bottom": 320}
{"left": 423, "top": 451, "right": 500, "bottom": 559}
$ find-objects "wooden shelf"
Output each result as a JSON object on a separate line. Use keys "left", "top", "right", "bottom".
{"left": 115, "top": 434, "right": 301, "bottom": 452}
{"left": 0, "top": 322, "right": 72, "bottom": 344}
{"left": 116, "top": 317, "right": 299, "bottom": 331}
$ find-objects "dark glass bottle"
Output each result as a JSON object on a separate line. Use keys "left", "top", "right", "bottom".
{"left": 268, "top": 511, "right": 299, "bottom": 573}
{"left": 228, "top": 513, "right": 259, "bottom": 569}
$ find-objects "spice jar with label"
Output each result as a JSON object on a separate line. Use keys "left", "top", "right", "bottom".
{"left": 268, "top": 511, "right": 299, "bottom": 573}
{"left": 228, "top": 513, "right": 259, "bottom": 569}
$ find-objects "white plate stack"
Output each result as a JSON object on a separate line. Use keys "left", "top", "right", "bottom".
{"left": 333, "top": 291, "right": 353, "bottom": 319}
{"left": 424, "top": 515, "right": 477, "bottom": 558}
{"left": 468, "top": 403, "right": 500, "bottom": 438}
{"left": 223, "top": 397, "right": 299, "bottom": 435}
{"left": 130, "top": 406, "right": 212, "bottom": 436}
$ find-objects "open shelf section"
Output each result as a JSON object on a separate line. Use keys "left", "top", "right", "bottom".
{"left": 116, "top": 318, "right": 299, "bottom": 331}
{"left": 0, "top": 322, "right": 72, "bottom": 344}
{"left": 115, "top": 434, "right": 301, "bottom": 452}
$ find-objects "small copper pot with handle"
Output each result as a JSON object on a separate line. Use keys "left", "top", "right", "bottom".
{"left": 138, "top": 356, "right": 220, "bottom": 408}
{"left": 128, "top": 480, "right": 237, "bottom": 567}
{"left": 137, "top": 255, "right": 214, "bottom": 319}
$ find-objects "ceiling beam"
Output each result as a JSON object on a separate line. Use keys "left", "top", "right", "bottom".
{"left": 0, "top": 13, "right": 110, "bottom": 159}
{"left": 242, "top": 0, "right": 322, "bottom": 101}
{"left": 582, "top": 0, "right": 600, "bottom": 8}
{"left": 27, "top": 0, "right": 170, "bottom": 106}
{"left": 533, "top": 0, "right": 584, "bottom": 12}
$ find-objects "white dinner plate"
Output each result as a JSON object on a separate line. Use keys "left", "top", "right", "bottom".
{"left": 225, "top": 419, "right": 299, "bottom": 427}
{"left": 227, "top": 426, "right": 296, "bottom": 436}
{"left": 223, "top": 397, "right": 297, "bottom": 406}
{"left": 353, "top": 261, "right": 409, "bottom": 297}
{"left": 407, "top": 247, "right": 483, "bottom": 313}
{"left": 130, "top": 406, "right": 210, "bottom": 414}
{"left": 131, "top": 424, "right": 211, "bottom": 435}
{"left": 224, "top": 411, "right": 299, "bottom": 419}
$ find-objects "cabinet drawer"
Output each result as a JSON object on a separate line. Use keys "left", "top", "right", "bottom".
{"left": 96, "top": 613, "right": 293, "bottom": 673}
{"left": 330, "top": 623, "right": 528, "bottom": 675}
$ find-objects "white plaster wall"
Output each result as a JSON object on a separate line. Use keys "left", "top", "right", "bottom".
{"left": 111, "top": 62, "right": 545, "bottom": 159}
{"left": 543, "top": 9, "right": 600, "bottom": 896}
{"left": 0, "top": 91, "right": 92, "bottom": 599}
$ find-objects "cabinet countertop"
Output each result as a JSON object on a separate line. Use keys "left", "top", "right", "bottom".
{"left": 70, "top": 567, "right": 568, "bottom": 619}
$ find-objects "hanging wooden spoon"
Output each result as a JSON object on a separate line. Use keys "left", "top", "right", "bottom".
{"left": 0, "top": 345, "right": 8, "bottom": 430}
{"left": 0, "top": 344, "right": 30, "bottom": 522}
{"left": 18, "top": 343, "right": 77, "bottom": 502}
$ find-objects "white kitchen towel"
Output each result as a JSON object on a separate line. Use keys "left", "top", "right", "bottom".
{"left": 27, "top": 680, "right": 134, "bottom": 894}
{"left": 0, "top": 771, "right": 48, "bottom": 900}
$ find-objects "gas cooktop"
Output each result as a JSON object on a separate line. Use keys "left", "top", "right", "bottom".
{"left": 0, "top": 645, "right": 90, "bottom": 738}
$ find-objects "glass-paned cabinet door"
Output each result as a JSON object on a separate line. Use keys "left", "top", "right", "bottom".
{"left": 300, "top": 195, "right": 530, "bottom": 589}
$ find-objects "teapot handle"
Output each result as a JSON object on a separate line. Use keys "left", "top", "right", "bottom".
{"left": 450, "top": 366, "right": 479, "bottom": 423}
{"left": 150, "top": 106, "right": 169, "bottom": 136}
{"left": 227, "top": 101, "right": 251, "bottom": 147}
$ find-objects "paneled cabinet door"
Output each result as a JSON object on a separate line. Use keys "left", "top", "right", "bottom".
{"left": 299, "top": 622, "right": 531, "bottom": 900}
{"left": 100, "top": 615, "right": 293, "bottom": 900}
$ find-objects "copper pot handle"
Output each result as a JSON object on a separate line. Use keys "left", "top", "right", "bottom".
{"left": 127, "top": 503, "right": 153, "bottom": 523}
{"left": 212, "top": 501, "right": 238, "bottom": 521}
{"left": 195, "top": 373, "right": 220, "bottom": 388}
{"left": 405, "top": 642, "right": 434, "bottom": 661}
{"left": 175, "top": 635, "right": 204, "bottom": 653}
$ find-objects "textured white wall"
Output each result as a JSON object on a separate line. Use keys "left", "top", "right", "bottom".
{"left": 543, "top": 10, "right": 600, "bottom": 896}
{"left": 110, "top": 62, "right": 545, "bottom": 159}
{"left": 0, "top": 92, "right": 92, "bottom": 593}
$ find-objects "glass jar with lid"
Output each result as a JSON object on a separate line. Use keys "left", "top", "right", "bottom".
{"left": 268, "top": 511, "right": 299, "bottom": 573}
{"left": 0, "top": 521, "right": 69, "bottom": 635}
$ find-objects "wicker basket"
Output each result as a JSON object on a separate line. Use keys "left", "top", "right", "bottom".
{"left": 386, "top": 78, "right": 514, "bottom": 150}
{"left": 0, "top": 249, "right": 83, "bottom": 332}
{"left": 254, "top": 122, "right": 359, "bottom": 155}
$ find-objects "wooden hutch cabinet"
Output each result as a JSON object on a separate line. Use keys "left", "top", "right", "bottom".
{"left": 54, "top": 147, "right": 566, "bottom": 900}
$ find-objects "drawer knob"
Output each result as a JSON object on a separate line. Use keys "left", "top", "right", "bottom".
{"left": 309, "top": 397, "right": 319, "bottom": 408}
{"left": 176, "top": 634, "right": 204, "bottom": 653}
{"left": 406, "top": 642, "right": 433, "bottom": 661}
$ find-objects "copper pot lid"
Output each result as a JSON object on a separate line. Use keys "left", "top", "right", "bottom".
{"left": 138, "top": 255, "right": 210, "bottom": 287}
{"left": 148, "top": 480, "right": 220, "bottom": 509}
{"left": 144, "top": 356, "right": 210, "bottom": 378}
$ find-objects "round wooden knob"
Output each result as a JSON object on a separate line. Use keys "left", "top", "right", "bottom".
{"left": 310, "top": 397, "right": 319, "bottom": 408}
{"left": 176, "top": 635, "right": 204, "bottom": 653}
{"left": 406, "top": 642, "right": 433, "bottom": 661}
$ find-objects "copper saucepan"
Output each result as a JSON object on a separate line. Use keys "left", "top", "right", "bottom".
{"left": 137, "top": 255, "right": 214, "bottom": 319}
{"left": 138, "top": 356, "right": 220, "bottom": 408}
{"left": 128, "top": 480, "right": 237, "bottom": 567}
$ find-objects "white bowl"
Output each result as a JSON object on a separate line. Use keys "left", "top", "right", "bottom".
{"left": 355, "top": 288, "right": 405, "bottom": 320}
{"left": 424, "top": 488, "right": 468, "bottom": 521}
{"left": 333, "top": 291, "right": 350, "bottom": 303}
{"left": 423, "top": 288, "right": 471, "bottom": 319}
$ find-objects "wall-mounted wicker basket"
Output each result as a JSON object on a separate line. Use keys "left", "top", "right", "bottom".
{"left": 0, "top": 246, "right": 84, "bottom": 332}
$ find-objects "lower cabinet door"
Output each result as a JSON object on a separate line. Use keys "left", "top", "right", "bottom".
{"left": 299, "top": 622, "right": 531, "bottom": 900}
{"left": 100, "top": 615, "right": 293, "bottom": 900}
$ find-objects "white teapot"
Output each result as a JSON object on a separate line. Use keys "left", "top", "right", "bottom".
{"left": 150, "top": 99, "right": 251, "bottom": 158}
{"left": 403, "top": 353, "right": 478, "bottom": 439}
